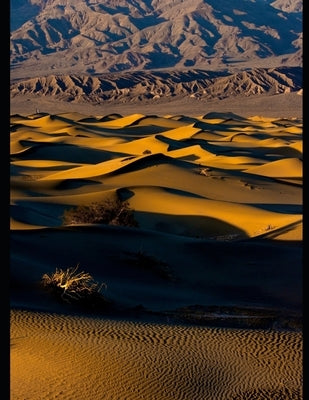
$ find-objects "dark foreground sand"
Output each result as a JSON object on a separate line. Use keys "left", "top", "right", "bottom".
{"left": 10, "top": 105, "right": 303, "bottom": 399}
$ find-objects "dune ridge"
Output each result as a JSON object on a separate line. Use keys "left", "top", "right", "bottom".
{"left": 11, "top": 111, "right": 302, "bottom": 237}
{"left": 10, "top": 110, "right": 302, "bottom": 400}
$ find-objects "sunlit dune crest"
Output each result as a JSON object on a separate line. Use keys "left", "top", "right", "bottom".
{"left": 167, "top": 144, "right": 215, "bottom": 161}
{"left": 159, "top": 124, "right": 202, "bottom": 140}
{"left": 248, "top": 115, "right": 281, "bottom": 122}
{"left": 126, "top": 185, "right": 302, "bottom": 239}
{"left": 10, "top": 3, "right": 304, "bottom": 400}
{"left": 245, "top": 158, "right": 302, "bottom": 178}
{"left": 136, "top": 116, "right": 190, "bottom": 129}
{"left": 10, "top": 111, "right": 302, "bottom": 240}
{"left": 106, "top": 135, "right": 170, "bottom": 155}
{"left": 82, "top": 113, "right": 146, "bottom": 128}
{"left": 10, "top": 111, "right": 302, "bottom": 400}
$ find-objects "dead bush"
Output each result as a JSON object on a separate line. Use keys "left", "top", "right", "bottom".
{"left": 62, "top": 198, "right": 138, "bottom": 227}
{"left": 41, "top": 265, "right": 107, "bottom": 306}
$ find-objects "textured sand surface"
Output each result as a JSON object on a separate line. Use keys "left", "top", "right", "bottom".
{"left": 10, "top": 111, "right": 302, "bottom": 239}
{"left": 11, "top": 309, "right": 303, "bottom": 400}
{"left": 10, "top": 110, "right": 302, "bottom": 400}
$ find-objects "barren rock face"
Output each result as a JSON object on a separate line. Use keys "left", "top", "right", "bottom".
{"left": 10, "top": 0, "right": 302, "bottom": 78}
{"left": 10, "top": 67, "right": 302, "bottom": 105}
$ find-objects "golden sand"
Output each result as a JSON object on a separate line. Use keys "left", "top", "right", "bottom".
{"left": 10, "top": 112, "right": 302, "bottom": 238}
{"left": 10, "top": 111, "right": 303, "bottom": 399}
{"left": 11, "top": 309, "right": 302, "bottom": 400}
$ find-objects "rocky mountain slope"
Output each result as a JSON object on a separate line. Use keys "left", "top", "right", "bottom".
{"left": 10, "top": 0, "right": 302, "bottom": 79}
{"left": 10, "top": 66, "right": 302, "bottom": 104}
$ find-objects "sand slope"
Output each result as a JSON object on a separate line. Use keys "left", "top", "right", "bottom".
{"left": 11, "top": 111, "right": 302, "bottom": 238}
{"left": 10, "top": 111, "right": 303, "bottom": 400}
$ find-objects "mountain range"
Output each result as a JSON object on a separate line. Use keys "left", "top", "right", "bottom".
{"left": 10, "top": 0, "right": 302, "bottom": 108}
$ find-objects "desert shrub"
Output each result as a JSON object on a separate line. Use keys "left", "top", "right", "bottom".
{"left": 62, "top": 198, "right": 138, "bottom": 227}
{"left": 41, "top": 265, "right": 107, "bottom": 306}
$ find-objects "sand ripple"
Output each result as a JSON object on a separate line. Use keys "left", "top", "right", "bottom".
{"left": 10, "top": 112, "right": 303, "bottom": 399}
{"left": 11, "top": 310, "right": 302, "bottom": 400}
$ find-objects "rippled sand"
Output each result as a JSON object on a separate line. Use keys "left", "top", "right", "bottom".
{"left": 11, "top": 309, "right": 302, "bottom": 400}
{"left": 10, "top": 111, "right": 302, "bottom": 399}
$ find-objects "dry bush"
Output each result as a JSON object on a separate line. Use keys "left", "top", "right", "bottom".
{"left": 62, "top": 198, "right": 138, "bottom": 227}
{"left": 41, "top": 265, "right": 107, "bottom": 305}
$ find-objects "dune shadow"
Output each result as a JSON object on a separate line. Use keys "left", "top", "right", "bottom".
{"left": 135, "top": 211, "right": 248, "bottom": 240}
{"left": 55, "top": 179, "right": 102, "bottom": 190}
{"left": 250, "top": 203, "right": 302, "bottom": 214}
{"left": 202, "top": 112, "right": 247, "bottom": 120}
{"left": 184, "top": 138, "right": 302, "bottom": 160}
{"left": 105, "top": 153, "right": 191, "bottom": 176}
{"left": 11, "top": 202, "right": 66, "bottom": 227}
{"left": 11, "top": 142, "right": 118, "bottom": 164}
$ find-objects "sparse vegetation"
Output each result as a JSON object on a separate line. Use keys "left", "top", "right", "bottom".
{"left": 41, "top": 265, "right": 108, "bottom": 306}
{"left": 199, "top": 167, "right": 211, "bottom": 176}
{"left": 62, "top": 198, "right": 139, "bottom": 227}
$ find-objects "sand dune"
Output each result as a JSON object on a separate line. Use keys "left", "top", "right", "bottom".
{"left": 10, "top": 111, "right": 302, "bottom": 400}
{"left": 244, "top": 158, "right": 302, "bottom": 179}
